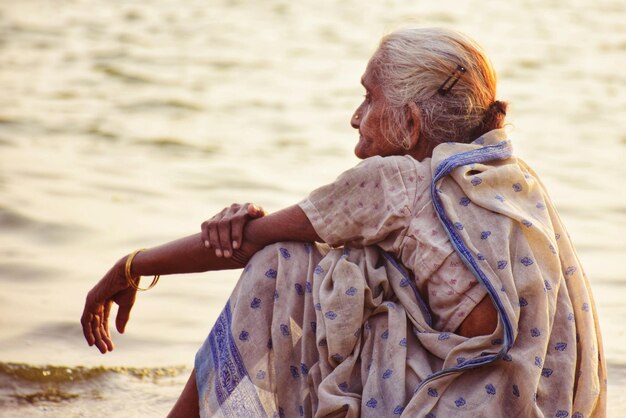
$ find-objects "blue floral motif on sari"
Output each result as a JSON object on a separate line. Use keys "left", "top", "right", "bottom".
{"left": 209, "top": 302, "right": 250, "bottom": 403}
{"left": 196, "top": 301, "right": 266, "bottom": 416}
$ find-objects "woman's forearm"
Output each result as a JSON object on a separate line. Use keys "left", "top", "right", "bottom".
{"left": 126, "top": 205, "right": 320, "bottom": 279}
{"left": 127, "top": 233, "right": 258, "bottom": 278}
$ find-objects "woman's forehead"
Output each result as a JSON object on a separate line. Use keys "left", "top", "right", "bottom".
{"left": 361, "top": 60, "right": 379, "bottom": 89}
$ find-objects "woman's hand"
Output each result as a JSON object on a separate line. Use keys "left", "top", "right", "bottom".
{"left": 201, "top": 203, "right": 266, "bottom": 258}
{"left": 81, "top": 258, "right": 137, "bottom": 354}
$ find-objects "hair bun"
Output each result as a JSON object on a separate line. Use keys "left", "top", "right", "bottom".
{"left": 491, "top": 100, "right": 507, "bottom": 116}
{"left": 469, "top": 100, "right": 508, "bottom": 141}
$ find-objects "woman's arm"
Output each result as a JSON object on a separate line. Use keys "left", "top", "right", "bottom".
{"left": 132, "top": 204, "right": 320, "bottom": 273}
{"left": 457, "top": 295, "right": 498, "bottom": 338}
{"left": 81, "top": 205, "right": 320, "bottom": 354}
{"left": 200, "top": 203, "right": 321, "bottom": 259}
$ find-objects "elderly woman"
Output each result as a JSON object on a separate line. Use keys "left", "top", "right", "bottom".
{"left": 81, "top": 28, "right": 606, "bottom": 417}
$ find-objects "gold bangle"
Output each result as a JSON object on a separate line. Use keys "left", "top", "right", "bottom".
{"left": 125, "top": 248, "right": 160, "bottom": 291}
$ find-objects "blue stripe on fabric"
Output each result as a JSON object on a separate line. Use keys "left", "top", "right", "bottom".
{"left": 416, "top": 140, "right": 515, "bottom": 390}
{"left": 381, "top": 251, "right": 433, "bottom": 327}
{"left": 208, "top": 302, "right": 256, "bottom": 405}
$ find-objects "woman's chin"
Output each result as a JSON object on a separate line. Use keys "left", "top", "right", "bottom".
{"left": 354, "top": 142, "right": 370, "bottom": 159}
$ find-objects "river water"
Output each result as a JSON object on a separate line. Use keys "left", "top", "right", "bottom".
{"left": 1, "top": 0, "right": 624, "bottom": 416}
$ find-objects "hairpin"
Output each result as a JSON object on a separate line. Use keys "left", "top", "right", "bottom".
{"left": 437, "top": 64, "right": 467, "bottom": 96}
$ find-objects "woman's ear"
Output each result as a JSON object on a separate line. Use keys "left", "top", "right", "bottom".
{"left": 406, "top": 102, "right": 421, "bottom": 149}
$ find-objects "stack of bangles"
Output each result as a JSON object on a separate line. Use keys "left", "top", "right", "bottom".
{"left": 125, "top": 249, "right": 160, "bottom": 291}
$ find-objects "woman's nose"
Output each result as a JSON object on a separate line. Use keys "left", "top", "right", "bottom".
{"left": 350, "top": 111, "right": 360, "bottom": 129}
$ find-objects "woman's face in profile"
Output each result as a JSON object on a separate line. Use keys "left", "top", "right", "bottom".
{"left": 351, "top": 60, "right": 404, "bottom": 160}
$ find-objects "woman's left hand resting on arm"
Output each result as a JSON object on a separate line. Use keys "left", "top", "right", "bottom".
{"left": 81, "top": 204, "right": 320, "bottom": 354}
{"left": 201, "top": 202, "right": 267, "bottom": 258}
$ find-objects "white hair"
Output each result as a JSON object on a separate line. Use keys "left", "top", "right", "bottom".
{"left": 372, "top": 27, "right": 503, "bottom": 147}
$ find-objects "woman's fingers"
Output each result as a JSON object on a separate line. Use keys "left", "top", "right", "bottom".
{"left": 116, "top": 305, "right": 130, "bottom": 333}
{"left": 91, "top": 314, "right": 107, "bottom": 353}
{"left": 82, "top": 290, "right": 103, "bottom": 348}
{"left": 231, "top": 204, "right": 265, "bottom": 249}
{"left": 206, "top": 219, "right": 222, "bottom": 256}
{"left": 222, "top": 203, "right": 259, "bottom": 256}
{"left": 203, "top": 206, "right": 236, "bottom": 257}
{"left": 115, "top": 288, "right": 137, "bottom": 334}
{"left": 103, "top": 302, "right": 112, "bottom": 339}
{"left": 217, "top": 218, "right": 233, "bottom": 257}
{"left": 86, "top": 302, "right": 113, "bottom": 353}
{"left": 201, "top": 203, "right": 267, "bottom": 257}
{"left": 226, "top": 204, "right": 248, "bottom": 253}
{"left": 82, "top": 304, "right": 115, "bottom": 353}
{"left": 230, "top": 215, "right": 246, "bottom": 250}
{"left": 208, "top": 207, "right": 231, "bottom": 256}
{"left": 81, "top": 311, "right": 95, "bottom": 346}
{"left": 101, "top": 302, "right": 114, "bottom": 351}
{"left": 201, "top": 220, "right": 210, "bottom": 248}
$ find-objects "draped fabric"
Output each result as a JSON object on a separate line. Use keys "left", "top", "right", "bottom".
{"left": 195, "top": 130, "right": 606, "bottom": 417}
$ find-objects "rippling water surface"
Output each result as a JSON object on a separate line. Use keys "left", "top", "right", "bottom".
{"left": 1, "top": 0, "right": 625, "bottom": 416}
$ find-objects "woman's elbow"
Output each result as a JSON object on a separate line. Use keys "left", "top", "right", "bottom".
{"left": 456, "top": 295, "right": 498, "bottom": 338}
